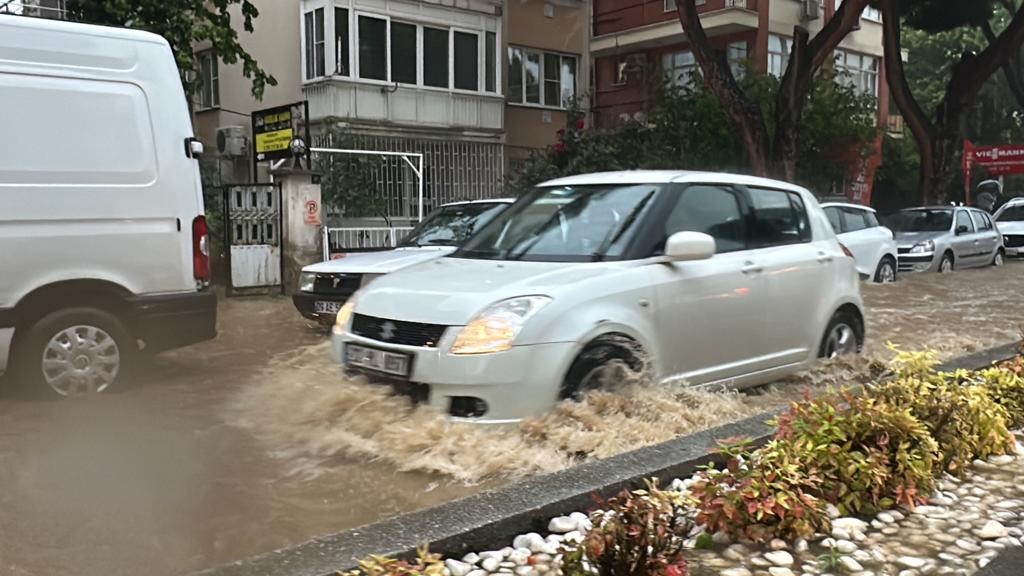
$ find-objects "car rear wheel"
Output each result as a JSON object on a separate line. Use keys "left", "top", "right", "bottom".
{"left": 818, "top": 309, "right": 864, "bottom": 360}
{"left": 15, "top": 307, "right": 135, "bottom": 397}
{"left": 939, "top": 252, "right": 955, "bottom": 274}
{"left": 874, "top": 256, "right": 897, "bottom": 283}
{"left": 993, "top": 249, "right": 1005, "bottom": 267}
{"left": 560, "top": 337, "right": 644, "bottom": 401}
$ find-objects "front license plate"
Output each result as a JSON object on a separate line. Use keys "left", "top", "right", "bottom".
{"left": 315, "top": 300, "right": 342, "bottom": 314}
{"left": 345, "top": 344, "right": 411, "bottom": 377}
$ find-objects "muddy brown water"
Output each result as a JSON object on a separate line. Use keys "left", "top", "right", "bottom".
{"left": 0, "top": 262, "right": 1022, "bottom": 576}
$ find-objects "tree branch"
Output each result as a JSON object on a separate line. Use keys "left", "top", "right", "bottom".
{"left": 981, "top": 19, "right": 1024, "bottom": 109}
{"left": 880, "top": 0, "right": 935, "bottom": 143}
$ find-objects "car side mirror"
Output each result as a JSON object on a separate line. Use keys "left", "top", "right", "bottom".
{"left": 956, "top": 224, "right": 970, "bottom": 235}
{"left": 664, "top": 231, "right": 716, "bottom": 262}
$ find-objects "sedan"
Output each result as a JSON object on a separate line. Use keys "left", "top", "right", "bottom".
{"left": 889, "top": 206, "right": 1004, "bottom": 273}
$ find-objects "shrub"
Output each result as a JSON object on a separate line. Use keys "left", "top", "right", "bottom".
{"left": 689, "top": 438, "right": 830, "bottom": 543}
{"left": 342, "top": 547, "right": 445, "bottom": 576}
{"left": 871, "top": 349, "right": 1016, "bottom": 476}
{"left": 561, "top": 480, "right": 690, "bottom": 576}
{"left": 981, "top": 364, "right": 1024, "bottom": 428}
{"left": 773, "top": 391, "right": 939, "bottom": 515}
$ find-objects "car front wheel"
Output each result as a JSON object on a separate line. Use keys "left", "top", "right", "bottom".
{"left": 560, "top": 336, "right": 645, "bottom": 401}
{"left": 993, "top": 249, "right": 1005, "bottom": 267}
{"left": 939, "top": 252, "right": 955, "bottom": 273}
{"left": 818, "top": 309, "right": 864, "bottom": 360}
{"left": 874, "top": 256, "right": 897, "bottom": 283}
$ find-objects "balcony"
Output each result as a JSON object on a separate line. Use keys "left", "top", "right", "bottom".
{"left": 303, "top": 78, "right": 505, "bottom": 133}
{"left": 591, "top": 0, "right": 758, "bottom": 55}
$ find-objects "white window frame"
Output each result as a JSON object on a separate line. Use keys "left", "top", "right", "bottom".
{"left": 663, "top": 49, "right": 698, "bottom": 88}
{"left": 334, "top": 6, "right": 352, "bottom": 77}
{"left": 507, "top": 46, "right": 578, "bottom": 109}
{"left": 768, "top": 34, "right": 792, "bottom": 78}
{"left": 196, "top": 50, "right": 220, "bottom": 110}
{"left": 727, "top": 40, "right": 748, "bottom": 79}
{"left": 302, "top": 5, "right": 328, "bottom": 81}
{"left": 835, "top": 48, "right": 879, "bottom": 99}
{"left": 835, "top": 0, "right": 881, "bottom": 22}
{"left": 451, "top": 27, "right": 484, "bottom": 94}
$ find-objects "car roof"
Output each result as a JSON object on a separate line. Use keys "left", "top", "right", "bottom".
{"left": 538, "top": 170, "right": 809, "bottom": 193}
{"left": 440, "top": 198, "right": 515, "bottom": 207}
{"left": 820, "top": 202, "right": 877, "bottom": 212}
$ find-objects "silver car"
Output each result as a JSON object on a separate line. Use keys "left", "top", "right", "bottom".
{"left": 889, "top": 206, "right": 1004, "bottom": 273}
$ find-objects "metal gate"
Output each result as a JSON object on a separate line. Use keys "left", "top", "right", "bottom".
{"left": 224, "top": 183, "right": 283, "bottom": 295}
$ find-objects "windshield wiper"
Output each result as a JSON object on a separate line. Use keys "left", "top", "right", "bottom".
{"left": 591, "top": 189, "right": 656, "bottom": 261}
{"left": 504, "top": 197, "right": 588, "bottom": 260}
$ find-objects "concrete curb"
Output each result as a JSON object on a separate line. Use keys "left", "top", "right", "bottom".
{"left": 192, "top": 342, "right": 1021, "bottom": 576}
{"left": 977, "top": 546, "right": 1024, "bottom": 575}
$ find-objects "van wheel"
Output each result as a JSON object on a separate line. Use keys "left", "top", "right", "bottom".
{"left": 16, "top": 307, "right": 134, "bottom": 397}
{"left": 874, "top": 256, "right": 897, "bottom": 283}
{"left": 818, "top": 309, "right": 864, "bottom": 359}
{"left": 939, "top": 252, "right": 955, "bottom": 273}
{"left": 560, "top": 337, "right": 644, "bottom": 401}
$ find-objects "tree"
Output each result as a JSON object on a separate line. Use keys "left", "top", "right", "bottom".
{"left": 674, "top": 0, "right": 870, "bottom": 179}
{"left": 879, "top": 0, "right": 1024, "bottom": 203}
{"left": 66, "top": 0, "right": 277, "bottom": 100}
{"left": 317, "top": 121, "right": 389, "bottom": 220}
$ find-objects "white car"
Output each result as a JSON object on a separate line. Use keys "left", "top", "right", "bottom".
{"left": 331, "top": 171, "right": 865, "bottom": 423}
{"left": 821, "top": 203, "right": 899, "bottom": 282}
{"left": 293, "top": 199, "right": 512, "bottom": 324}
{"left": 994, "top": 197, "right": 1024, "bottom": 256}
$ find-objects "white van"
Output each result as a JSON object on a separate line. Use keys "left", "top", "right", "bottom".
{"left": 0, "top": 16, "right": 217, "bottom": 396}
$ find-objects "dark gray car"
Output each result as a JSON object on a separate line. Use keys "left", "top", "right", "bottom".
{"left": 889, "top": 206, "right": 1005, "bottom": 273}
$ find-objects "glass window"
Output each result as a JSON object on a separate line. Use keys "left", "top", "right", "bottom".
{"left": 971, "top": 210, "right": 993, "bottom": 231}
{"left": 956, "top": 210, "right": 975, "bottom": 234}
{"left": 485, "top": 32, "right": 497, "bottom": 93}
{"left": 727, "top": 41, "right": 747, "bottom": 79}
{"left": 508, "top": 47, "right": 524, "bottom": 101}
{"left": 455, "top": 184, "right": 663, "bottom": 262}
{"left": 389, "top": 22, "right": 417, "bottom": 84}
{"left": 544, "top": 53, "right": 560, "bottom": 106}
{"left": 663, "top": 50, "right": 697, "bottom": 88}
{"left": 768, "top": 34, "right": 791, "bottom": 77}
{"left": 842, "top": 208, "right": 869, "bottom": 232}
{"left": 865, "top": 211, "right": 880, "bottom": 228}
{"left": 400, "top": 202, "right": 509, "bottom": 247}
{"left": 454, "top": 31, "right": 479, "bottom": 91}
{"left": 835, "top": 49, "right": 879, "bottom": 98}
{"left": 525, "top": 51, "right": 541, "bottom": 104}
{"left": 358, "top": 15, "right": 387, "bottom": 80}
{"left": 423, "top": 27, "right": 449, "bottom": 88}
{"left": 997, "top": 205, "right": 1024, "bottom": 222}
{"left": 748, "top": 188, "right": 811, "bottom": 247}
{"left": 824, "top": 207, "right": 842, "bottom": 233}
{"left": 561, "top": 56, "right": 577, "bottom": 105}
{"left": 335, "top": 8, "right": 350, "bottom": 76}
{"left": 197, "top": 51, "right": 219, "bottom": 109}
{"left": 304, "top": 8, "right": 326, "bottom": 79}
{"left": 663, "top": 185, "right": 747, "bottom": 254}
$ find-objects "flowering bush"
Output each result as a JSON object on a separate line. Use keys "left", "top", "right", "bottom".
{"left": 561, "top": 480, "right": 690, "bottom": 576}
{"left": 689, "top": 438, "right": 830, "bottom": 543}
{"left": 342, "top": 547, "right": 445, "bottom": 576}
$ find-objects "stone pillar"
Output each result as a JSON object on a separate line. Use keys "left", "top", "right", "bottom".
{"left": 273, "top": 167, "right": 323, "bottom": 295}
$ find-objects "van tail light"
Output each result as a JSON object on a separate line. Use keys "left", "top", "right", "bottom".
{"left": 192, "top": 215, "right": 210, "bottom": 283}
{"left": 840, "top": 243, "right": 854, "bottom": 259}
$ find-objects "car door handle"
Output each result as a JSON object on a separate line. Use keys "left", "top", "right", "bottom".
{"left": 817, "top": 252, "right": 833, "bottom": 263}
{"left": 741, "top": 262, "right": 763, "bottom": 274}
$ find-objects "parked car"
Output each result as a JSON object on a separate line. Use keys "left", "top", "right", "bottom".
{"left": 0, "top": 16, "right": 217, "bottom": 397}
{"left": 821, "top": 202, "right": 899, "bottom": 283}
{"left": 993, "top": 197, "right": 1024, "bottom": 257}
{"left": 889, "top": 206, "right": 1004, "bottom": 273}
{"left": 293, "top": 199, "right": 513, "bottom": 324}
{"left": 330, "top": 171, "right": 865, "bottom": 423}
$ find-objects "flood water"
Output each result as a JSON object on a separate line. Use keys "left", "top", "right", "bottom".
{"left": 0, "top": 262, "right": 1022, "bottom": 576}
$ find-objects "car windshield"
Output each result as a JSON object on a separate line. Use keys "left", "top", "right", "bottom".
{"left": 453, "top": 183, "right": 663, "bottom": 262}
{"left": 399, "top": 202, "right": 508, "bottom": 247}
{"left": 996, "top": 204, "right": 1024, "bottom": 222}
{"left": 889, "top": 209, "right": 954, "bottom": 233}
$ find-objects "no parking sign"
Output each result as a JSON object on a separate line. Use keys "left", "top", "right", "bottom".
{"left": 304, "top": 200, "right": 320, "bottom": 225}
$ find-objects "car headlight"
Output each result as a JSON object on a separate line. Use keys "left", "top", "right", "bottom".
{"left": 909, "top": 240, "right": 935, "bottom": 254}
{"left": 333, "top": 293, "right": 358, "bottom": 334}
{"left": 450, "top": 296, "right": 552, "bottom": 355}
{"left": 299, "top": 271, "right": 316, "bottom": 292}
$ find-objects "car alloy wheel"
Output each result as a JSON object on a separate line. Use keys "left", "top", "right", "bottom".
{"left": 41, "top": 325, "right": 121, "bottom": 396}
{"left": 877, "top": 260, "right": 896, "bottom": 283}
{"left": 824, "top": 323, "right": 858, "bottom": 360}
{"left": 994, "top": 251, "right": 1005, "bottom": 266}
{"left": 940, "top": 255, "right": 954, "bottom": 273}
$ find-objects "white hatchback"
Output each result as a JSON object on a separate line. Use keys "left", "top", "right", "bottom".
{"left": 821, "top": 203, "right": 899, "bottom": 282}
{"left": 993, "top": 197, "right": 1024, "bottom": 256}
{"left": 331, "top": 171, "right": 865, "bottom": 423}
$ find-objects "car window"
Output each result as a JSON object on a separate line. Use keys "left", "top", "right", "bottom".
{"left": 970, "top": 210, "right": 991, "bottom": 232}
{"left": 956, "top": 210, "right": 975, "bottom": 234}
{"left": 841, "top": 208, "right": 869, "bottom": 233}
{"left": 748, "top": 187, "right": 811, "bottom": 247}
{"left": 865, "top": 211, "right": 880, "bottom": 228}
{"left": 996, "top": 204, "right": 1024, "bottom": 222}
{"left": 824, "top": 207, "right": 842, "bottom": 233}
{"left": 662, "top": 185, "right": 747, "bottom": 254}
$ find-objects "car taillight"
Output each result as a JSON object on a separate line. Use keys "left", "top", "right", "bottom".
{"left": 840, "top": 243, "right": 854, "bottom": 259}
{"left": 192, "top": 215, "right": 210, "bottom": 283}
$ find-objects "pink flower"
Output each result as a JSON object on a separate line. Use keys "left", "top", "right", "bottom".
{"left": 576, "top": 118, "right": 586, "bottom": 130}
{"left": 553, "top": 141, "right": 566, "bottom": 154}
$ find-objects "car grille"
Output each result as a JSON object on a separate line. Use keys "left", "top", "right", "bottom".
{"left": 1004, "top": 235, "right": 1024, "bottom": 248}
{"left": 313, "top": 273, "right": 362, "bottom": 296}
{"left": 351, "top": 314, "right": 448, "bottom": 348}
{"left": 897, "top": 247, "right": 912, "bottom": 255}
{"left": 897, "top": 254, "right": 933, "bottom": 272}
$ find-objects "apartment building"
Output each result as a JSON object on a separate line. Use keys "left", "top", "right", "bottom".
{"left": 190, "top": 0, "right": 588, "bottom": 219}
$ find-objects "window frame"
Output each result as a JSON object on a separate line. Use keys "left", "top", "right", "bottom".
{"left": 955, "top": 209, "right": 976, "bottom": 234}
{"left": 506, "top": 46, "right": 578, "bottom": 109}
{"left": 196, "top": 50, "right": 220, "bottom": 111}
{"left": 662, "top": 49, "right": 698, "bottom": 88}
{"left": 745, "top": 186, "right": 813, "bottom": 248}
{"left": 834, "top": 48, "right": 880, "bottom": 99}
{"left": 303, "top": 7, "right": 327, "bottom": 81}
{"left": 659, "top": 183, "right": 752, "bottom": 255}
{"left": 768, "top": 34, "right": 792, "bottom": 78}
{"left": 840, "top": 207, "right": 870, "bottom": 233}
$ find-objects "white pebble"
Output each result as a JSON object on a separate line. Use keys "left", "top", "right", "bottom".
{"left": 834, "top": 539, "right": 858, "bottom": 554}
{"left": 547, "top": 517, "right": 576, "bottom": 534}
{"left": 989, "top": 454, "right": 1015, "bottom": 465}
{"left": 768, "top": 568, "right": 795, "bottom": 576}
{"left": 509, "top": 550, "right": 531, "bottom": 566}
{"left": 975, "top": 520, "right": 1009, "bottom": 540}
{"left": 877, "top": 512, "right": 896, "bottom": 524}
{"left": 446, "top": 559, "right": 473, "bottom": 576}
{"left": 569, "top": 512, "right": 592, "bottom": 531}
{"left": 826, "top": 504, "right": 841, "bottom": 519}
{"left": 514, "top": 567, "right": 534, "bottom": 576}
{"left": 467, "top": 571, "right": 488, "bottom": 576}
{"left": 839, "top": 556, "right": 864, "bottom": 572}
{"left": 764, "top": 550, "right": 795, "bottom": 567}
{"left": 794, "top": 538, "right": 809, "bottom": 553}
{"left": 720, "top": 569, "right": 753, "bottom": 576}
{"left": 897, "top": 557, "right": 926, "bottom": 569}
{"left": 769, "top": 538, "right": 788, "bottom": 550}
{"left": 482, "top": 558, "right": 501, "bottom": 572}
{"left": 462, "top": 553, "right": 480, "bottom": 565}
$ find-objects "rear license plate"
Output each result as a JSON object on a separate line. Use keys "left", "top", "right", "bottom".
{"left": 315, "top": 300, "right": 342, "bottom": 314}
{"left": 345, "top": 344, "right": 411, "bottom": 377}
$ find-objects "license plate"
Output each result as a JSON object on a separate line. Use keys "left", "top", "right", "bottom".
{"left": 345, "top": 344, "right": 411, "bottom": 377}
{"left": 315, "top": 300, "right": 342, "bottom": 314}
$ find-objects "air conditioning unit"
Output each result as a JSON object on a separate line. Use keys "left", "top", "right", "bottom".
{"left": 801, "top": 0, "right": 821, "bottom": 20}
{"left": 216, "top": 126, "right": 249, "bottom": 157}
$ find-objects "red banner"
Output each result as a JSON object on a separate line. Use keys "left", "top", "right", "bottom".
{"left": 965, "top": 143, "right": 1024, "bottom": 174}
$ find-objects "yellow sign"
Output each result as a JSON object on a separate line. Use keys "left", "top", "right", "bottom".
{"left": 255, "top": 128, "right": 294, "bottom": 155}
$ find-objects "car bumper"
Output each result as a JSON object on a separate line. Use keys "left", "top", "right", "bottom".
{"left": 897, "top": 253, "right": 938, "bottom": 273}
{"left": 130, "top": 290, "right": 218, "bottom": 353}
{"left": 331, "top": 330, "right": 575, "bottom": 423}
{"left": 292, "top": 292, "right": 348, "bottom": 324}
{"left": 1005, "top": 246, "right": 1024, "bottom": 256}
